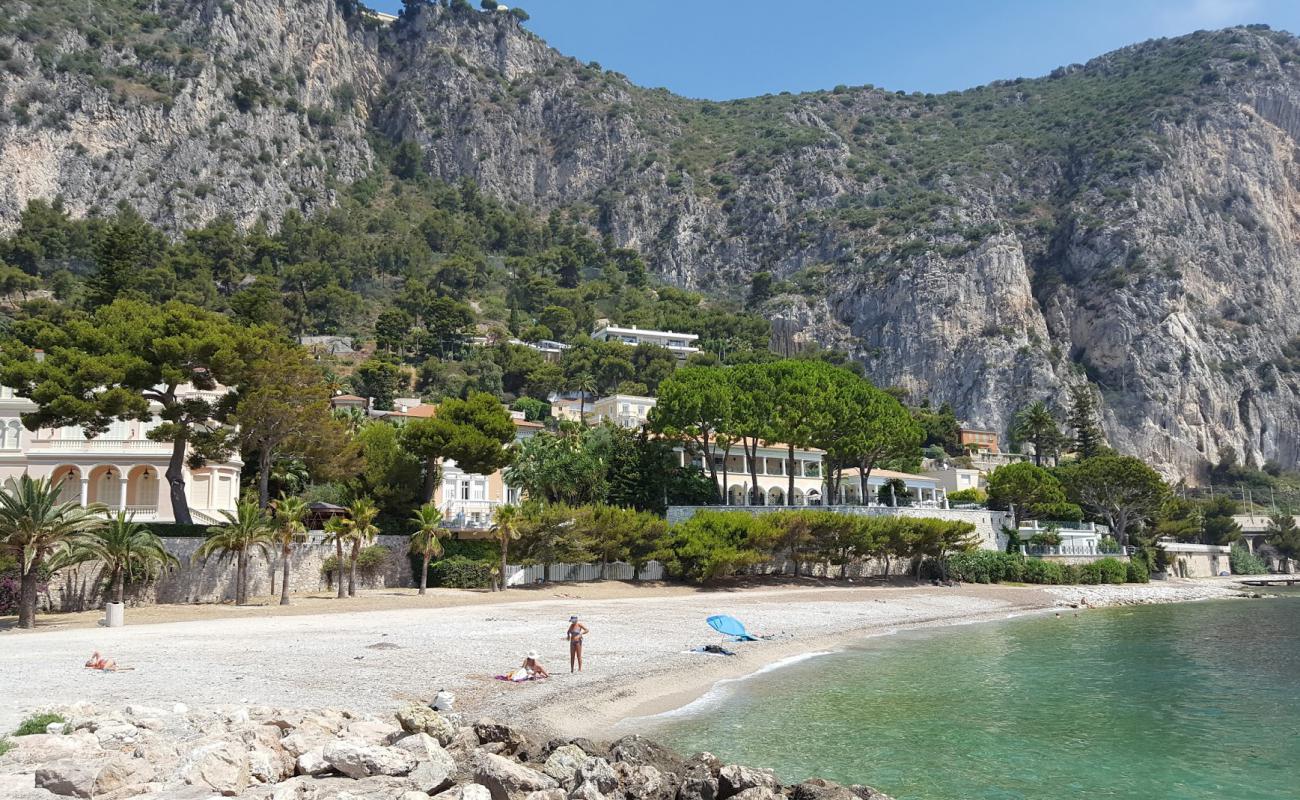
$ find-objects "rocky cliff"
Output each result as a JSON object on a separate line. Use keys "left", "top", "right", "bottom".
{"left": 4, "top": 0, "right": 1300, "bottom": 481}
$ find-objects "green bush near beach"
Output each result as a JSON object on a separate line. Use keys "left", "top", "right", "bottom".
{"left": 0, "top": 737, "right": 11, "bottom": 756}
{"left": 945, "top": 551, "right": 1141, "bottom": 586}
{"left": 14, "top": 713, "right": 64, "bottom": 736}
{"left": 1229, "top": 543, "right": 1268, "bottom": 575}
{"left": 429, "top": 555, "right": 494, "bottom": 589}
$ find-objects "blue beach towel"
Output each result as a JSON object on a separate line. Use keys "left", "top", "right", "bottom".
{"left": 707, "top": 614, "right": 759, "bottom": 642}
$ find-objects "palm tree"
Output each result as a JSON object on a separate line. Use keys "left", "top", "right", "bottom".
{"left": 322, "top": 516, "right": 349, "bottom": 598}
{"left": 409, "top": 504, "right": 444, "bottom": 595}
{"left": 195, "top": 499, "right": 274, "bottom": 605}
{"left": 70, "top": 511, "right": 177, "bottom": 605}
{"left": 270, "top": 494, "right": 309, "bottom": 606}
{"left": 492, "top": 503, "right": 521, "bottom": 591}
{"left": 0, "top": 476, "right": 107, "bottom": 628}
{"left": 343, "top": 497, "right": 379, "bottom": 597}
{"left": 574, "top": 372, "right": 597, "bottom": 424}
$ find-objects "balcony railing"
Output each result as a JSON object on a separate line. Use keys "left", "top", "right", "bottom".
{"left": 27, "top": 438, "right": 172, "bottom": 453}
{"left": 441, "top": 499, "right": 498, "bottom": 530}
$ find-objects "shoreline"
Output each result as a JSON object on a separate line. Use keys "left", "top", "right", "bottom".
{"left": 0, "top": 578, "right": 1251, "bottom": 736}
{"left": 501, "top": 578, "right": 1252, "bottom": 739}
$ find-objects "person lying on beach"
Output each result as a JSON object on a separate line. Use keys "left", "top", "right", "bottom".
{"left": 84, "top": 651, "right": 120, "bottom": 671}
{"left": 499, "top": 650, "right": 549, "bottom": 682}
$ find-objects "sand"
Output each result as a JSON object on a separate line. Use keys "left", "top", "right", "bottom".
{"left": 0, "top": 578, "right": 1246, "bottom": 737}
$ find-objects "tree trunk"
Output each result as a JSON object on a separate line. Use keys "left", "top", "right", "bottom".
{"left": 235, "top": 550, "right": 246, "bottom": 605}
{"left": 113, "top": 566, "right": 125, "bottom": 605}
{"left": 166, "top": 430, "right": 193, "bottom": 525}
{"left": 500, "top": 538, "right": 509, "bottom": 592}
{"left": 279, "top": 543, "right": 291, "bottom": 606}
{"left": 745, "top": 438, "right": 761, "bottom": 505}
{"left": 423, "top": 456, "right": 439, "bottom": 504}
{"left": 258, "top": 449, "right": 272, "bottom": 508}
{"left": 18, "top": 561, "right": 40, "bottom": 629}
{"left": 335, "top": 539, "right": 345, "bottom": 598}
{"left": 348, "top": 540, "right": 359, "bottom": 597}
{"left": 721, "top": 451, "right": 730, "bottom": 506}
{"left": 858, "top": 459, "right": 876, "bottom": 506}
{"left": 419, "top": 552, "right": 430, "bottom": 595}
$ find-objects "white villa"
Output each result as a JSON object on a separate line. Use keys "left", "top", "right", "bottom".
{"left": 432, "top": 414, "right": 540, "bottom": 534}
{"left": 591, "top": 321, "right": 700, "bottom": 360}
{"left": 0, "top": 385, "right": 243, "bottom": 523}
{"left": 686, "top": 440, "right": 946, "bottom": 507}
{"left": 588, "top": 394, "right": 657, "bottom": 429}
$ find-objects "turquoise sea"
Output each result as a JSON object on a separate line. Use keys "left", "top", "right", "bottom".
{"left": 650, "top": 591, "right": 1300, "bottom": 800}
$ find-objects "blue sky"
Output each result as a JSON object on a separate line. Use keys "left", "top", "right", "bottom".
{"left": 369, "top": 0, "right": 1300, "bottom": 99}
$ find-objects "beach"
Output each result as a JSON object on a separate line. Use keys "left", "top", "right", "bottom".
{"left": 0, "top": 578, "right": 1249, "bottom": 736}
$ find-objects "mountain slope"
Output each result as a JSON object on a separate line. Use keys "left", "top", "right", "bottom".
{"left": 4, "top": 0, "right": 1300, "bottom": 479}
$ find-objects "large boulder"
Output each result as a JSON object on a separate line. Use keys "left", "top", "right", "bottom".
{"left": 789, "top": 779, "right": 895, "bottom": 800}
{"left": 677, "top": 753, "right": 722, "bottom": 800}
{"left": 433, "top": 785, "right": 494, "bottom": 800}
{"left": 522, "top": 791, "right": 566, "bottom": 800}
{"left": 542, "top": 745, "right": 589, "bottom": 787}
{"left": 396, "top": 706, "right": 455, "bottom": 745}
{"left": 568, "top": 783, "right": 606, "bottom": 800}
{"left": 9, "top": 732, "right": 102, "bottom": 765}
{"left": 574, "top": 758, "right": 618, "bottom": 795}
{"left": 321, "top": 740, "right": 417, "bottom": 779}
{"left": 472, "top": 751, "right": 559, "bottom": 800}
{"left": 343, "top": 716, "right": 403, "bottom": 745}
{"left": 35, "top": 755, "right": 153, "bottom": 799}
{"left": 473, "top": 718, "right": 530, "bottom": 757}
{"left": 409, "top": 757, "right": 458, "bottom": 794}
{"left": 611, "top": 763, "right": 675, "bottom": 800}
{"left": 718, "top": 765, "right": 781, "bottom": 799}
{"left": 181, "top": 740, "right": 252, "bottom": 796}
{"left": 296, "top": 748, "right": 333, "bottom": 776}
{"left": 607, "top": 736, "right": 685, "bottom": 778}
{"left": 730, "top": 790, "right": 782, "bottom": 800}
{"left": 34, "top": 758, "right": 103, "bottom": 798}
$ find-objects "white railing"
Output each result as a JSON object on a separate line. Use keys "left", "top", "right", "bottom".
{"left": 124, "top": 505, "right": 158, "bottom": 521}
{"left": 27, "top": 438, "right": 172, "bottom": 452}
{"left": 505, "top": 560, "right": 665, "bottom": 585}
{"left": 441, "top": 500, "right": 498, "bottom": 530}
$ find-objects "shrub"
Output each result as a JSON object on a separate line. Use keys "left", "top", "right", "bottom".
{"left": 1079, "top": 557, "right": 1127, "bottom": 585}
{"left": 323, "top": 545, "right": 391, "bottom": 577}
{"left": 1098, "top": 536, "right": 1121, "bottom": 554}
{"left": 0, "top": 737, "right": 10, "bottom": 756}
{"left": 660, "top": 512, "right": 774, "bottom": 582}
{"left": 946, "top": 488, "right": 987, "bottom": 506}
{"left": 1229, "top": 543, "right": 1268, "bottom": 575}
{"left": 1126, "top": 560, "right": 1150, "bottom": 583}
{"left": 14, "top": 713, "right": 65, "bottom": 737}
{"left": 409, "top": 539, "right": 499, "bottom": 587}
{"left": 1022, "top": 559, "right": 1068, "bottom": 584}
{"left": 946, "top": 551, "right": 1025, "bottom": 583}
{"left": 429, "top": 555, "right": 493, "bottom": 589}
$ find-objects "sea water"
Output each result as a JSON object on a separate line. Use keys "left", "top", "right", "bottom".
{"left": 650, "top": 591, "right": 1300, "bottom": 799}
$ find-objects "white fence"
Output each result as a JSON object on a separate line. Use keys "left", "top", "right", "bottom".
{"left": 505, "top": 560, "right": 665, "bottom": 585}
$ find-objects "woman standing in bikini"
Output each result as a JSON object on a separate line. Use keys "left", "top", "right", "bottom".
{"left": 566, "top": 615, "right": 589, "bottom": 673}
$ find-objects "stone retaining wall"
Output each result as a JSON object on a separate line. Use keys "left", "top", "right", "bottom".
{"left": 41, "top": 534, "right": 413, "bottom": 611}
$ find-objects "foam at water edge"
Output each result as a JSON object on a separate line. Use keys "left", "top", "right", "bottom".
{"left": 628, "top": 650, "right": 835, "bottom": 724}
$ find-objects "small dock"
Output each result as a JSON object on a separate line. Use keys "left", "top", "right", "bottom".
{"left": 1240, "top": 576, "right": 1300, "bottom": 586}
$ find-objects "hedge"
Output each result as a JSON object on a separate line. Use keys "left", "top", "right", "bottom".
{"left": 409, "top": 539, "right": 500, "bottom": 588}
{"left": 944, "top": 552, "right": 1140, "bottom": 586}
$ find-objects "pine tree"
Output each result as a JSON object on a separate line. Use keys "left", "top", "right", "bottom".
{"left": 1068, "top": 385, "right": 1106, "bottom": 459}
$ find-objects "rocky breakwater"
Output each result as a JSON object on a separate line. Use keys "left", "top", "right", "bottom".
{"left": 0, "top": 703, "right": 893, "bottom": 800}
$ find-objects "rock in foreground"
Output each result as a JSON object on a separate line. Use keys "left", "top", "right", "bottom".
{"left": 0, "top": 704, "right": 893, "bottom": 799}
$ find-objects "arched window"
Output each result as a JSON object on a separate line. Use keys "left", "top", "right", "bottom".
{"left": 7, "top": 420, "right": 22, "bottom": 450}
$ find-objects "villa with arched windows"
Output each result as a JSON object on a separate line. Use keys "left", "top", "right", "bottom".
{"left": 0, "top": 385, "right": 243, "bottom": 523}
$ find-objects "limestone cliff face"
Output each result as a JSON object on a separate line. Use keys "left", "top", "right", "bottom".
{"left": 3, "top": 1, "right": 1300, "bottom": 480}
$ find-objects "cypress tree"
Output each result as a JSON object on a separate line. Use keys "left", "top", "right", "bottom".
{"left": 1068, "top": 385, "right": 1106, "bottom": 459}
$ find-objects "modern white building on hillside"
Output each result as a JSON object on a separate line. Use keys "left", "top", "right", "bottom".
{"left": 591, "top": 321, "right": 699, "bottom": 359}
{"left": 0, "top": 385, "right": 243, "bottom": 524}
{"left": 588, "top": 394, "right": 656, "bottom": 429}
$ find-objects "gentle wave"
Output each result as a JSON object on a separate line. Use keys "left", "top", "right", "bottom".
{"left": 633, "top": 650, "right": 836, "bottom": 723}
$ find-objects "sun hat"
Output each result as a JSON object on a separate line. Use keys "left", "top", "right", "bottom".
{"left": 569, "top": 615, "right": 578, "bottom": 622}
{"left": 526, "top": 650, "right": 540, "bottom": 660}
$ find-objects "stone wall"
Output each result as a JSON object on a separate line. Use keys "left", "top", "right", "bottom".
{"left": 666, "top": 505, "right": 1010, "bottom": 551}
{"left": 41, "top": 535, "right": 413, "bottom": 611}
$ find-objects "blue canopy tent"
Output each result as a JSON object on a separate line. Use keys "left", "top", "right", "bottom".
{"left": 707, "top": 614, "right": 759, "bottom": 642}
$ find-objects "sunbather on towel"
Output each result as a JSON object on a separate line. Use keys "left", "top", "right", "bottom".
{"left": 502, "top": 650, "right": 549, "bottom": 682}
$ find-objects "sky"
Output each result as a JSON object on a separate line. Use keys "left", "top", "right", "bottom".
{"left": 368, "top": 0, "right": 1300, "bottom": 99}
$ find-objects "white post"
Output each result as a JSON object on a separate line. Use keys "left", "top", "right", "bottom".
{"left": 79, "top": 477, "right": 89, "bottom": 507}
{"left": 118, "top": 476, "right": 128, "bottom": 511}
